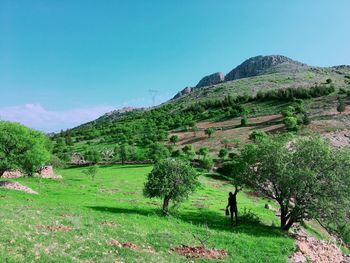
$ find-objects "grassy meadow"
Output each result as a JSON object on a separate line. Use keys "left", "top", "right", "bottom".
{"left": 0, "top": 165, "right": 295, "bottom": 262}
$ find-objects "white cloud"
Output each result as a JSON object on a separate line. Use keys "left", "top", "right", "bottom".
{"left": 0, "top": 104, "right": 115, "bottom": 133}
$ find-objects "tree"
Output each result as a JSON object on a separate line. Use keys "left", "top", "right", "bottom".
{"left": 182, "top": 144, "right": 196, "bottom": 159}
{"left": 337, "top": 100, "right": 346, "bottom": 114}
{"left": 118, "top": 143, "right": 131, "bottom": 164}
{"left": 83, "top": 165, "right": 98, "bottom": 181}
{"left": 218, "top": 148, "right": 228, "bottom": 159}
{"left": 143, "top": 159, "right": 199, "bottom": 215}
{"left": 239, "top": 135, "right": 350, "bottom": 231}
{"left": 169, "top": 135, "right": 179, "bottom": 146}
{"left": 148, "top": 142, "right": 170, "bottom": 162}
{"left": 204, "top": 128, "right": 215, "bottom": 138}
{"left": 326, "top": 78, "right": 332, "bottom": 84}
{"left": 241, "top": 117, "right": 248, "bottom": 126}
{"left": 84, "top": 149, "right": 101, "bottom": 164}
{"left": 197, "top": 147, "right": 209, "bottom": 159}
{"left": 0, "top": 121, "right": 51, "bottom": 176}
{"left": 249, "top": 130, "right": 268, "bottom": 142}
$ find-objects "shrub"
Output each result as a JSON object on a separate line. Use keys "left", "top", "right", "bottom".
{"left": 284, "top": 116, "right": 299, "bottom": 131}
{"left": 249, "top": 130, "right": 268, "bottom": 142}
{"left": 241, "top": 117, "right": 248, "bottom": 127}
{"left": 200, "top": 157, "right": 214, "bottom": 172}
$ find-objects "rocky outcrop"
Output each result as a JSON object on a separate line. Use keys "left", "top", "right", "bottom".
{"left": 173, "top": 87, "right": 193, "bottom": 99}
{"left": 0, "top": 170, "right": 23, "bottom": 179}
{"left": 196, "top": 72, "right": 224, "bottom": 88}
{"left": 225, "top": 55, "right": 304, "bottom": 81}
{"left": 37, "top": 166, "right": 62, "bottom": 179}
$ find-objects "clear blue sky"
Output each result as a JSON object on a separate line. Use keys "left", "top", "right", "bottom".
{"left": 1, "top": 0, "right": 349, "bottom": 132}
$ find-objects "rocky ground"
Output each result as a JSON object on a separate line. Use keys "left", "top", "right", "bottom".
{"left": 289, "top": 229, "right": 350, "bottom": 263}
{"left": 0, "top": 181, "right": 38, "bottom": 194}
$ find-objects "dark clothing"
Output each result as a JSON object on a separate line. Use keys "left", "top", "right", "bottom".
{"left": 227, "top": 194, "right": 238, "bottom": 226}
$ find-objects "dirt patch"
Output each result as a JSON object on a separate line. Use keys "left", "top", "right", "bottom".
{"left": 0, "top": 181, "right": 38, "bottom": 194}
{"left": 34, "top": 225, "right": 72, "bottom": 232}
{"left": 98, "top": 188, "right": 119, "bottom": 194}
{"left": 171, "top": 245, "right": 228, "bottom": 260}
{"left": 323, "top": 130, "right": 350, "bottom": 148}
{"left": 108, "top": 239, "right": 139, "bottom": 250}
{"left": 289, "top": 229, "right": 346, "bottom": 263}
{"left": 100, "top": 221, "right": 119, "bottom": 227}
{"left": 123, "top": 192, "right": 137, "bottom": 196}
{"left": 192, "top": 203, "right": 205, "bottom": 208}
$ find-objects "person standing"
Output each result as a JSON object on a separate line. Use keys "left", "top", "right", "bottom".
{"left": 226, "top": 190, "right": 238, "bottom": 226}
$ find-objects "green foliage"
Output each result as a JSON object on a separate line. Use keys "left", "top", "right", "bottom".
{"left": 283, "top": 116, "right": 299, "bottom": 131}
{"left": 84, "top": 149, "right": 101, "bottom": 164}
{"left": 249, "top": 130, "right": 268, "bottom": 142}
{"left": 241, "top": 117, "right": 248, "bottom": 127}
{"left": 337, "top": 100, "right": 346, "bottom": 113}
{"left": 199, "top": 157, "right": 214, "bottom": 172}
{"left": 169, "top": 135, "right": 179, "bottom": 145}
{"left": 204, "top": 128, "right": 215, "bottom": 138}
{"left": 182, "top": 144, "right": 196, "bottom": 160}
{"left": 143, "top": 159, "right": 199, "bottom": 214}
{"left": 302, "top": 114, "right": 311, "bottom": 125}
{"left": 218, "top": 148, "right": 228, "bottom": 159}
{"left": 197, "top": 147, "right": 209, "bottom": 159}
{"left": 257, "top": 84, "right": 335, "bottom": 101}
{"left": 0, "top": 121, "right": 51, "bottom": 176}
{"left": 148, "top": 142, "right": 170, "bottom": 162}
{"left": 326, "top": 78, "right": 332, "bottom": 84}
{"left": 239, "top": 135, "right": 350, "bottom": 231}
{"left": 83, "top": 165, "right": 98, "bottom": 181}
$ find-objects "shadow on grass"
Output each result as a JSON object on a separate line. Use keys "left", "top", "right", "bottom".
{"left": 87, "top": 205, "right": 285, "bottom": 238}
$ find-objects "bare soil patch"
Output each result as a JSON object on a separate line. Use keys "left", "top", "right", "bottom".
{"left": 100, "top": 221, "right": 119, "bottom": 227}
{"left": 0, "top": 181, "right": 38, "bottom": 194}
{"left": 171, "top": 245, "right": 228, "bottom": 260}
{"left": 34, "top": 225, "right": 72, "bottom": 232}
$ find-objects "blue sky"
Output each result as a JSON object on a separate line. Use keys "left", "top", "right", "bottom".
{"left": 1, "top": 0, "right": 350, "bottom": 132}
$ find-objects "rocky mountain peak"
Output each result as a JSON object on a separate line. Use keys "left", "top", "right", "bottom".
{"left": 196, "top": 72, "right": 225, "bottom": 88}
{"left": 225, "top": 55, "right": 305, "bottom": 81}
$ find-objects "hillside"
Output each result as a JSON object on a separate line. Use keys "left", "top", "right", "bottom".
{"left": 53, "top": 55, "right": 350, "bottom": 158}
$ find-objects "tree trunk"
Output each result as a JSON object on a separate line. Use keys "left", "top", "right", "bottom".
{"left": 279, "top": 204, "right": 295, "bottom": 231}
{"left": 162, "top": 195, "right": 171, "bottom": 215}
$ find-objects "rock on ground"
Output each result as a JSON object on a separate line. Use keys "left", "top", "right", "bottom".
{"left": 0, "top": 170, "right": 23, "bottom": 179}
{"left": 37, "top": 166, "right": 62, "bottom": 179}
{"left": 289, "top": 229, "right": 346, "bottom": 263}
{"left": 0, "top": 181, "right": 38, "bottom": 194}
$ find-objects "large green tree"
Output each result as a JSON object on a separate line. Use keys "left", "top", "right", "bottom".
{"left": 0, "top": 121, "right": 51, "bottom": 176}
{"left": 239, "top": 135, "right": 350, "bottom": 231}
{"left": 143, "top": 159, "right": 198, "bottom": 215}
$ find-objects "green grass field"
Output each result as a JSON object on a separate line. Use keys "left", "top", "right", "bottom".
{"left": 0, "top": 165, "right": 295, "bottom": 262}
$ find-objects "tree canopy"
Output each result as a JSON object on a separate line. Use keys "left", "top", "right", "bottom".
{"left": 0, "top": 121, "right": 51, "bottom": 175}
{"left": 238, "top": 135, "right": 350, "bottom": 231}
{"left": 143, "top": 159, "right": 198, "bottom": 215}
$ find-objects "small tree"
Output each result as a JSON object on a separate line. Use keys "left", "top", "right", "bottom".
{"left": 0, "top": 121, "right": 51, "bottom": 176}
{"left": 302, "top": 113, "right": 311, "bottom": 125}
{"left": 118, "top": 143, "right": 131, "bottom": 164}
{"left": 337, "top": 100, "right": 346, "bottom": 114}
{"left": 239, "top": 135, "right": 350, "bottom": 231}
{"left": 204, "top": 128, "right": 215, "bottom": 138}
{"left": 84, "top": 149, "right": 101, "bottom": 164}
{"left": 241, "top": 117, "right": 248, "bottom": 127}
{"left": 218, "top": 148, "right": 228, "bottom": 160}
{"left": 197, "top": 147, "right": 209, "bottom": 159}
{"left": 83, "top": 165, "right": 98, "bottom": 181}
{"left": 326, "top": 78, "right": 332, "bottom": 84}
{"left": 182, "top": 144, "right": 196, "bottom": 160}
{"left": 169, "top": 135, "right": 179, "bottom": 146}
{"left": 143, "top": 159, "right": 199, "bottom": 215}
{"left": 148, "top": 142, "right": 170, "bottom": 162}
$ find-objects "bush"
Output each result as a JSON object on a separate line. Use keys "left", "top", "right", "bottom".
{"left": 284, "top": 116, "right": 299, "bottom": 131}
{"left": 200, "top": 157, "right": 214, "bottom": 172}
{"left": 241, "top": 117, "right": 248, "bottom": 127}
{"left": 249, "top": 130, "right": 268, "bottom": 142}
{"left": 218, "top": 148, "right": 228, "bottom": 159}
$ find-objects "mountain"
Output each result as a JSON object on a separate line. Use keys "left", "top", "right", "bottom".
{"left": 224, "top": 55, "right": 307, "bottom": 81}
